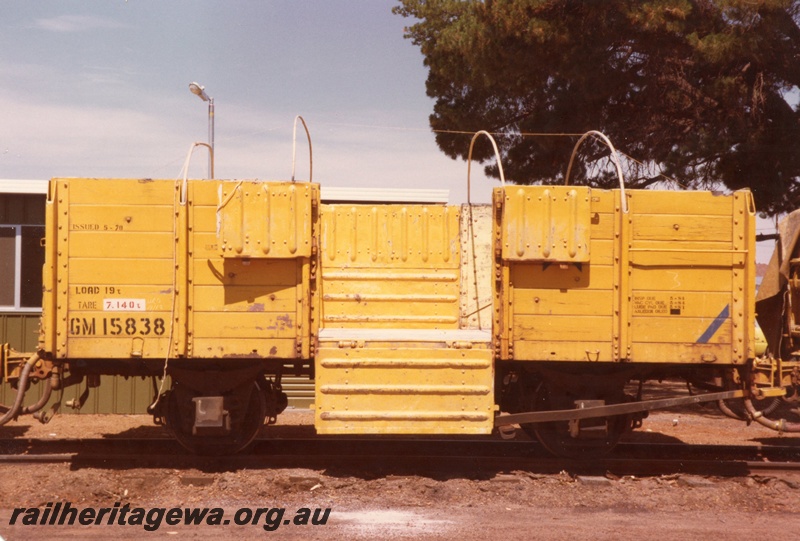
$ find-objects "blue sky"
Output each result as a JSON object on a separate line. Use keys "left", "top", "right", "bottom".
{"left": 0, "top": 1, "right": 496, "bottom": 202}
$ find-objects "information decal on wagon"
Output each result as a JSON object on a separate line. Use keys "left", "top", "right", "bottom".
{"left": 103, "top": 299, "right": 146, "bottom": 311}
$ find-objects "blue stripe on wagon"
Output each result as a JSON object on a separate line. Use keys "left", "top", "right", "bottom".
{"left": 696, "top": 304, "right": 730, "bottom": 344}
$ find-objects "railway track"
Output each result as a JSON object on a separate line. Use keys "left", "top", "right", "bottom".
{"left": 2, "top": 437, "right": 799, "bottom": 477}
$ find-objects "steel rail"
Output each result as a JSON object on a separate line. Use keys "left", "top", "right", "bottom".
{"left": 2, "top": 437, "right": 798, "bottom": 461}
{"left": 3, "top": 451, "right": 800, "bottom": 479}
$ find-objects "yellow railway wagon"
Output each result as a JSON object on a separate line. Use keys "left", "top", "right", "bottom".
{"left": 3, "top": 166, "right": 790, "bottom": 457}
{"left": 43, "top": 178, "right": 317, "bottom": 361}
{"left": 38, "top": 177, "right": 318, "bottom": 453}
{"left": 493, "top": 186, "right": 755, "bottom": 364}
{"left": 491, "top": 185, "right": 757, "bottom": 455}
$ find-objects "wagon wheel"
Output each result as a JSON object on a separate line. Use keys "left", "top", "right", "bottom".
{"left": 165, "top": 381, "right": 266, "bottom": 455}
{"left": 525, "top": 380, "right": 630, "bottom": 459}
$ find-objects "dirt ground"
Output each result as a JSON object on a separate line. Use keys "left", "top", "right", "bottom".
{"left": 1, "top": 405, "right": 800, "bottom": 540}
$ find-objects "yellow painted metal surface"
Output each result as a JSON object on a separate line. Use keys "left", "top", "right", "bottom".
{"left": 500, "top": 186, "right": 591, "bottom": 262}
{"left": 494, "top": 186, "right": 755, "bottom": 364}
{"left": 217, "top": 181, "right": 315, "bottom": 259}
{"left": 315, "top": 203, "right": 495, "bottom": 434}
{"left": 314, "top": 331, "right": 494, "bottom": 434}
{"left": 34, "top": 175, "right": 761, "bottom": 435}
{"left": 319, "top": 204, "right": 461, "bottom": 329}
{"left": 196, "top": 180, "right": 317, "bottom": 359}
{"left": 41, "top": 178, "right": 318, "bottom": 360}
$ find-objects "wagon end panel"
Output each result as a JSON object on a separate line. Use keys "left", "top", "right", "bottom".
{"left": 56, "top": 178, "right": 178, "bottom": 359}
{"left": 494, "top": 186, "right": 755, "bottom": 365}
{"left": 40, "top": 178, "right": 60, "bottom": 355}
{"left": 190, "top": 180, "right": 318, "bottom": 360}
{"left": 626, "top": 189, "right": 755, "bottom": 365}
{"left": 494, "top": 185, "right": 617, "bottom": 362}
{"left": 53, "top": 178, "right": 318, "bottom": 362}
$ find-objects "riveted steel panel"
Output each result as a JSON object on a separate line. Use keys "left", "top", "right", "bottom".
{"left": 460, "top": 205, "right": 493, "bottom": 330}
{"left": 494, "top": 187, "right": 756, "bottom": 364}
{"left": 626, "top": 190, "right": 755, "bottom": 364}
{"left": 319, "top": 204, "right": 461, "bottom": 329}
{"left": 44, "top": 178, "right": 318, "bottom": 361}
{"left": 190, "top": 181, "right": 317, "bottom": 359}
{"left": 320, "top": 204, "right": 459, "bottom": 267}
{"left": 500, "top": 185, "right": 591, "bottom": 262}
{"left": 217, "top": 181, "right": 315, "bottom": 259}
{"left": 315, "top": 335, "right": 494, "bottom": 434}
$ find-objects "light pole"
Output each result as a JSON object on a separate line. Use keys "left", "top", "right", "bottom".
{"left": 188, "top": 82, "right": 214, "bottom": 178}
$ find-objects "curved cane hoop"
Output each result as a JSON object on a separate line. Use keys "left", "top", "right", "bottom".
{"left": 467, "top": 130, "right": 505, "bottom": 205}
{"left": 178, "top": 142, "right": 213, "bottom": 204}
{"left": 565, "top": 130, "right": 627, "bottom": 213}
{"left": 292, "top": 115, "right": 313, "bottom": 183}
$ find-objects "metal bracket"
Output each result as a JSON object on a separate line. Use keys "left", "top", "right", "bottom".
{"left": 494, "top": 388, "right": 784, "bottom": 427}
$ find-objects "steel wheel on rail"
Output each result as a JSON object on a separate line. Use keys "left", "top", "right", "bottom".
{"left": 524, "top": 378, "right": 631, "bottom": 459}
{"left": 165, "top": 380, "right": 267, "bottom": 455}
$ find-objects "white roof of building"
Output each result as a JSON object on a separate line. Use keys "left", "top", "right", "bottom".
{"left": 321, "top": 187, "right": 448, "bottom": 204}
{"left": 0, "top": 179, "right": 48, "bottom": 194}
{"left": 0, "top": 180, "right": 450, "bottom": 203}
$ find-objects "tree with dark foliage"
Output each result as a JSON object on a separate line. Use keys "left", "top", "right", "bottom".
{"left": 395, "top": 0, "right": 800, "bottom": 215}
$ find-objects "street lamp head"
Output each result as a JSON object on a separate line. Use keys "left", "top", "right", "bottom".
{"left": 188, "top": 82, "right": 210, "bottom": 102}
{"left": 187, "top": 81, "right": 214, "bottom": 179}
